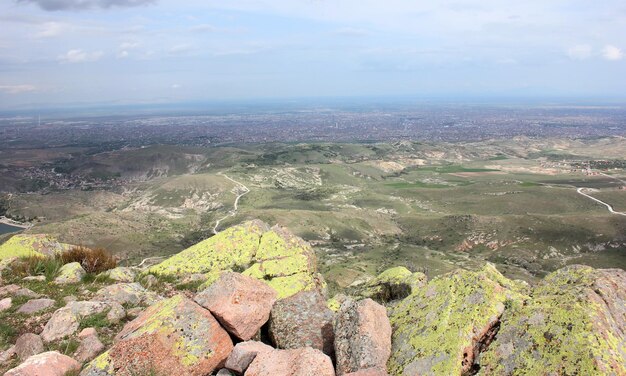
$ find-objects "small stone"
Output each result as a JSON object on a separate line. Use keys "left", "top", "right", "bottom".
{"left": 63, "top": 295, "right": 77, "bottom": 304}
{"left": 0, "top": 284, "right": 20, "bottom": 297}
{"left": 4, "top": 351, "right": 80, "bottom": 376}
{"left": 53, "top": 262, "right": 86, "bottom": 284}
{"left": 269, "top": 290, "right": 335, "bottom": 357}
{"left": 0, "top": 346, "right": 16, "bottom": 364}
{"left": 105, "top": 301, "right": 126, "bottom": 323}
{"left": 22, "top": 276, "right": 46, "bottom": 282}
{"left": 78, "top": 328, "right": 97, "bottom": 339}
{"left": 14, "top": 333, "right": 44, "bottom": 361}
{"left": 99, "top": 267, "right": 136, "bottom": 283}
{"left": 195, "top": 272, "right": 277, "bottom": 340}
{"left": 245, "top": 347, "right": 335, "bottom": 376}
{"left": 74, "top": 334, "right": 105, "bottom": 363}
{"left": 225, "top": 341, "right": 274, "bottom": 374}
{"left": 17, "top": 298, "right": 56, "bottom": 314}
{"left": 0, "top": 297, "right": 12, "bottom": 312}
{"left": 334, "top": 299, "right": 392, "bottom": 375}
{"left": 217, "top": 369, "right": 235, "bottom": 376}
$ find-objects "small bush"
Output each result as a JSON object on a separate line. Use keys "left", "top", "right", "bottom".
{"left": 13, "top": 256, "right": 64, "bottom": 281}
{"left": 60, "top": 246, "right": 117, "bottom": 274}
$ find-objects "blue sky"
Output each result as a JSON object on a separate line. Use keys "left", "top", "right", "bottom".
{"left": 0, "top": 0, "right": 625, "bottom": 108}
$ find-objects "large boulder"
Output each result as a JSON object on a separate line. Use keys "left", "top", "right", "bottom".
{"left": 92, "top": 282, "right": 160, "bottom": 307}
{"left": 387, "top": 264, "right": 527, "bottom": 376}
{"left": 195, "top": 272, "right": 277, "bottom": 340}
{"left": 5, "top": 351, "right": 80, "bottom": 376}
{"left": 81, "top": 295, "right": 233, "bottom": 376}
{"left": 148, "top": 220, "right": 269, "bottom": 277}
{"left": 0, "top": 234, "right": 72, "bottom": 261}
{"left": 480, "top": 265, "right": 626, "bottom": 375}
{"left": 269, "top": 290, "right": 335, "bottom": 357}
{"left": 148, "top": 221, "right": 325, "bottom": 300}
{"left": 53, "top": 262, "right": 86, "bottom": 284}
{"left": 224, "top": 341, "right": 273, "bottom": 374}
{"left": 359, "top": 266, "right": 426, "bottom": 303}
{"left": 334, "top": 298, "right": 391, "bottom": 376}
{"left": 245, "top": 347, "right": 335, "bottom": 376}
{"left": 242, "top": 225, "right": 324, "bottom": 299}
{"left": 41, "top": 301, "right": 111, "bottom": 343}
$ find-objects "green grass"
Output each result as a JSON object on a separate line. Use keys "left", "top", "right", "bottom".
{"left": 385, "top": 181, "right": 449, "bottom": 189}
{"left": 79, "top": 312, "right": 110, "bottom": 330}
{"left": 418, "top": 165, "right": 500, "bottom": 173}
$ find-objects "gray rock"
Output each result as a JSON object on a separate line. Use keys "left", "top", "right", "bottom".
{"left": 54, "top": 262, "right": 86, "bottom": 284}
{"left": 14, "top": 333, "right": 44, "bottom": 361}
{"left": 74, "top": 334, "right": 105, "bottom": 363}
{"left": 92, "top": 282, "right": 160, "bottom": 307}
{"left": 225, "top": 341, "right": 273, "bottom": 374}
{"left": 269, "top": 290, "right": 335, "bottom": 357}
{"left": 17, "top": 298, "right": 56, "bottom": 314}
{"left": 0, "top": 297, "right": 12, "bottom": 312}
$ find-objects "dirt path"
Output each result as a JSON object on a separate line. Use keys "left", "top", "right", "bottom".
{"left": 213, "top": 173, "right": 251, "bottom": 234}
{"left": 576, "top": 187, "right": 626, "bottom": 217}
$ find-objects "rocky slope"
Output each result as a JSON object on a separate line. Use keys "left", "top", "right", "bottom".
{"left": 0, "top": 221, "right": 624, "bottom": 375}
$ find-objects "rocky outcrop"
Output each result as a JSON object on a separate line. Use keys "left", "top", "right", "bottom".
{"left": 387, "top": 264, "right": 527, "bottom": 376}
{"left": 14, "top": 333, "right": 44, "bottom": 361}
{"left": 269, "top": 290, "right": 335, "bottom": 357}
{"left": 479, "top": 265, "right": 626, "bottom": 375}
{"left": 245, "top": 347, "right": 335, "bottom": 376}
{"left": 4, "top": 351, "right": 80, "bottom": 376}
{"left": 74, "top": 331, "right": 105, "bottom": 363}
{"left": 334, "top": 298, "right": 391, "bottom": 375}
{"left": 41, "top": 301, "right": 113, "bottom": 342}
{"left": 53, "top": 262, "right": 86, "bottom": 284}
{"left": 0, "top": 234, "right": 72, "bottom": 261}
{"left": 82, "top": 295, "right": 233, "bottom": 376}
{"left": 92, "top": 282, "right": 160, "bottom": 307}
{"left": 195, "top": 272, "right": 277, "bottom": 340}
{"left": 359, "top": 266, "right": 426, "bottom": 303}
{"left": 148, "top": 220, "right": 325, "bottom": 299}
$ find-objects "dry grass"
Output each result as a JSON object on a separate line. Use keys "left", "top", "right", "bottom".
{"left": 60, "top": 246, "right": 117, "bottom": 274}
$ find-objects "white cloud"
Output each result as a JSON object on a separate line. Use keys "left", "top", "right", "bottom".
{"left": 602, "top": 45, "right": 623, "bottom": 61}
{"left": 58, "top": 49, "right": 104, "bottom": 63}
{"left": 117, "top": 50, "right": 129, "bottom": 58}
{"left": 0, "top": 85, "right": 37, "bottom": 94}
{"left": 120, "top": 41, "right": 139, "bottom": 50}
{"left": 567, "top": 44, "right": 592, "bottom": 60}
{"left": 34, "top": 22, "right": 68, "bottom": 38}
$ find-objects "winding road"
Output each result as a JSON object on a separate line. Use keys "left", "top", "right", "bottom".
{"left": 576, "top": 188, "right": 626, "bottom": 217}
{"left": 213, "top": 173, "right": 251, "bottom": 234}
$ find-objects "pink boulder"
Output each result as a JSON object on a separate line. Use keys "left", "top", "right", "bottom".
{"left": 225, "top": 341, "right": 274, "bottom": 374}
{"left": 245, "top": 347, "right": 335, "bottom": 376}
{"left": 195, "top": 272, "right": 277, "bottom": 340}
{"left": 334, "top": 299, "right": 392, "bottom": 375}
{"left": 5, "top": 351, "right": 80, "bottom": 376}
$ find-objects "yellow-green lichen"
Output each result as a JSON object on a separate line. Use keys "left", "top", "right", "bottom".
{"left": 0, "top": 234, "right": 70, "bottom": 260}
{"left": 147, "top": 220, "right": 266, "bottom": 277}
{"left": 387, "top": 266, "right": 525, "bottom": 375}
{"left": 479, "top": 265, "right": 626, "bottom": 375}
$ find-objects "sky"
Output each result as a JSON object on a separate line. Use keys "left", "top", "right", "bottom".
{"left": 0, "top": 0, "right": 625, "bottom": 109}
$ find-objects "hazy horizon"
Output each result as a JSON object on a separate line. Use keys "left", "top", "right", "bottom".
{"left": 1, "top": 0, "right": 625, "bottom": 109}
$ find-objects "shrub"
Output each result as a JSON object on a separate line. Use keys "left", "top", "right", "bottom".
{"left": 13, "top": 255, "right": 64, "bottom": 281}
{"left": 60, "top": 246, "right": 117, "bottom": 274}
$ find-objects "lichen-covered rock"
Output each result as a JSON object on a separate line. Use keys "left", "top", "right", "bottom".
{"left": 479, "top": 265, "right": 626, "bottom": 375}
{"left": 269, "top": 290, "right": 335, "bottom": 357}
{"left": 195, "top": 272, "right": 277, "bottom": 340}
{"left": 149, "top": 220, "right": 324, "bottom": 300}
{"left": 245, "top": 347, "right": 335, "bottom": 376}
{"left": 0, "top": 234, "right": 72, "bottom": 261}
{"left": 327, "top": 294, "right": 350, "bottom": 312}
{"left": 335, "top": 298, "right": 391, "bottom": 376}
{"left": 148, "top": 220, "right": 269, "bottom": 276}
{"left": 224, "top": 341, "right": 273, "bottom": 374}
{"left": 387, "top": 264, "right": 527, "bottom": 376}
{"left": 14, "top": 333, "right": 44, "bottom": 361}
{"left": 99, "top": 267, "right": 136, "bottom": 283}
{"left": 17, "top": 298, "right": 56, "bottom": 314}
{"left": 92, "top": 282, "right": 160, "bottom": 307}
{"left": 242, "top": 225, "right": 324, "bottom": 299}
{"left": 81, "top": 295, "right": 233, "bottom": 376}
{"left": 53, "top": 262, "right": 86, "bottom": 284}
{"left": 359, "top": 267, "right": 426, "bottom": 303}
{"left": 5, "top": 351, "right": 80, "bottom": 376}
{"left": 41, "top": 301, "right": 111, "bottom": 343}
